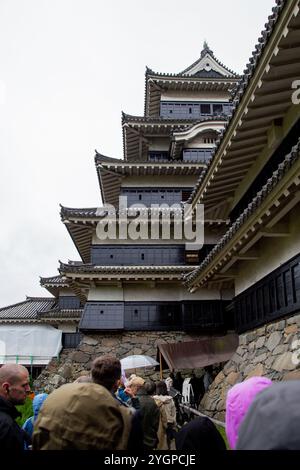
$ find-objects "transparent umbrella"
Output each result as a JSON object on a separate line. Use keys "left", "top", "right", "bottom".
{"left": 120, "top": 355, "right": 159, "bottom": 370}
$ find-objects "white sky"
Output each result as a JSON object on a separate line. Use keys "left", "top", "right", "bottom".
{"left": 0, "top": 0, "right": 275, "bottom": 306}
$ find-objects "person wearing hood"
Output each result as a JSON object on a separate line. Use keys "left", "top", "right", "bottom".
{"left": 236, "top": 380, "right": 300, "bottom": 450}
{"left": 175, "top": 416, "right": 226, "bottom": 451}
{"left": 153, "top": 380, "right": 177, "bottom": 450}
{"left": 225, "top": 376, "right": 272, "bottom": 449}
{"left": 22, "top": 393, "right": 48, "bottom": 448}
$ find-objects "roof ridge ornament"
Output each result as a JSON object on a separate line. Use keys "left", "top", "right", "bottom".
{"left": 201, "top": 41, "right": 213, "bottom": 58}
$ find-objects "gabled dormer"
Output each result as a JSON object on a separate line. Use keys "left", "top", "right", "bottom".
{"left": 181, "top": 42, "right": 238, "bottom": 78}
{"left": 144, "top": 42, "right": 240, "bottom": 117}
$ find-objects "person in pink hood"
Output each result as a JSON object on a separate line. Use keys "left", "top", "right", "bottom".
{"left": 225, "top": 376, "right": 272, "bottom": 449}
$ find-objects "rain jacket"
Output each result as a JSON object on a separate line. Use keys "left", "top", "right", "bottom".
{"left": 236, "top": 380, "right": 300, "bottom": 450}
{"left": 32, "top": 382, "right": 132, "bottom": 450}
{"left": 175, "top": 416, "right": 226, "bottom": 451}
{"left": 136, "top": 387, "right": 160, "bottom": 450}
{"left": 153, "top": 394, "right": 176, "bottom": 450}
{"left": 22, "top": 393, "right": 48, "bottom": 442}
{"left": 0, "top": 396, "right": 24, "bottom": 451}
{"left": 225, "top": 376, "right": 272, "bottom": 449}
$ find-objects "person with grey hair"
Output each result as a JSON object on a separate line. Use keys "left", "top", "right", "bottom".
{"left": 0, "top": 364, "right": 31, "bottom": 450}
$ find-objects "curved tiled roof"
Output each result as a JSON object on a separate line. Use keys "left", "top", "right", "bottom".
{"left": 59, "top": 261, "right": 194, "bottom": 275}
{"left": 122, "top": 111, "right": 229, "bottom": 125}
{"left": 60, "top": 206, "right": 98, "bottom": 219}
{"left": 40, "top": 275, "right": 69, "bottom": 287}
{"left": 0, "top": 297, "right": 56, "bottom": 320}
{"left": 184, "top": 136, "right": 300, "bottom": 287}
{"left": 187, "top": 0, "right": 287, "bottom": 206}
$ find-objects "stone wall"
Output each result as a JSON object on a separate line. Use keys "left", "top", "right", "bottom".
{"left": 200, "top": 312, "right": 300, "bottom": 422}
{"left": 34, "top": 331, "right": 202, "bottom": 393}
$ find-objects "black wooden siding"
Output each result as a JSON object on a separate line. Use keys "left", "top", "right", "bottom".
{"left": 58, "top": 296, "right": 82, "bottom": 309}
{"left": 62, "top": 332, "right": 82, "bottom": 348}
{"left": 80, "top": 303, "right": 124, "bottom": 330}
{"left": 182, "top": 148, "right": 213, "bottom": 163}
{"left": 234, "top": 252, "right": 300, "bottom": 333}
{"left": 91, "top": 245, "right": 186, "bottom": 266}
{"left": 120, "top": 188, "right": 192, "bottom": 206}
{"left": 79, "top": 300, "right": 227, "bottom": 332}
{"left": 160, "top": 101, "right": 232, "bottom": 119}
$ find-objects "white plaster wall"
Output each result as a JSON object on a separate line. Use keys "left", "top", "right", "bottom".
{"left": 57, "top": 324, "right": 77, "bottom": 333}
{"left": 186, "top": 138, "right": 216, "bottom": 148}
{"left": 148, "top": 138, "right": 169, "bottom": 151}
{"left": 87, "top": 283, "right": 227, "bottom": 302}
{"left": 161, "top": 91, "right": 230, "bottom": 101}
{"left": 236, "top": 206, "right": 300, "bottom": 295}
{"left": 58, "top": 289, "right": 76, "bottom": 297}
{"left": 88, "top": 286, "right": 124, "bottom": 301}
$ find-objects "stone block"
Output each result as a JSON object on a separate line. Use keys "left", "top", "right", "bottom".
{"left": 49, "top": 374, "right": 66, "bottom": 387}
{"left": 275, "top": 320, "right": 286, "bottom": 331}
{"left": 79, "top": 344, "right": 96, "bottom": 354}
{"left": 231, "top": 353, "right": 243, "bottom": 365}
{"left": 265, "top": 356, "right": 275, "bottom": 369}
{"left": 100, "top": 337, "right": 120, "bottom": 347}
{"left": 266, "top": 331, "right": 282, "bottom": 351}
{"left": 226, "top": 371, "right": 240, "bottom": 386}
{"left": 223, "top": 361, "right": 236, "bottom": 375}
{"left": 82, "top": 336, "right": 99, "bottom": 346}
{"left": 283, "top": 370, "right": 300, "bottom": 381}
{"left": 245, "top": 363, "right": 264, "bottom": 379}
{"left": 256, "top": 336, "right": 265, "bottom": 349}
{"left": 272, "top": 352, "right": 295, "bottom": 372}
{"left": 284, "top": 324, "right": 298, "bottom": 336}
{"left": 214, "top": 371, "right": 225, "bottom": 386}
{"left": 266, "top": 323, "right": 276, "bottom": 333}
{"left": 57, "top": 364, "right": 73, "bottom": 380}
{"left": 253, "top": 353, "right": 267, "bottom": 364}
{"left": 71, "top": 351, "right": 90, "bottom": 363}
{"left": 245, "top": 332, "right": 255, "bottom": 343}
{"left": 287, "top": 313, "right": 300, "bottom": 326}
{"left": 256, "top": 326, "right": 266, "bottom": 336}
{"left": 236, "top": 346, "right": 246, "bottom": 356}
{"left": 273, "top": 344, "right": 289, "bottom": 355}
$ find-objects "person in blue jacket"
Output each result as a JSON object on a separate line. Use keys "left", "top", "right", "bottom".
{"left": 22, "top": 393, "right": 48, "bottom": 449}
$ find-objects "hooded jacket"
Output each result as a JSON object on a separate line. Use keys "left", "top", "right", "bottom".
{"left": 175, "top": 417, "right": 226, "bottom": 451}
{"left": 236, "top": 380, "right": 300, "bottom": 450}
{"left": 0, "top": 396, "right": 24, "bottom": 451}
{"left": 153, "top": 395, "right": 176, "bottom": 450}
{"left": 22, "top": 393, "right": 48, "bottom": 441}
{"left": 32, "top": 382, "right": 132, "bottom": 450}
{"left": 225, "top": 376, "right": 272, "bottom": 449}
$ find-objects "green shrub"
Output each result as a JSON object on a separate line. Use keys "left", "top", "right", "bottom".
{"left": 16, "top": 397, "right": 33, "bottom": 427}
{"left": 216, "top": 425, "right": 230, "bottom": 450}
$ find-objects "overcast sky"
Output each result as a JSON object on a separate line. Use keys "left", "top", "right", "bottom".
{"left": 0, "top": 0, "right": 275, "bottom": 306}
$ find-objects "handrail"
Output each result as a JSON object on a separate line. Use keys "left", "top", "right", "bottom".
{"left": 179, "top": 403, "right": 225, "bottom": 428}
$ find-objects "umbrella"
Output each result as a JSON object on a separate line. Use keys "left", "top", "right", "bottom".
{"left": 120, "top": 355, "right": 159, "bottom": 370}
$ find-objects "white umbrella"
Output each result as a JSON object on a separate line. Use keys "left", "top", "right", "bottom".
{"left": 120, "top": 355, "right": 159, "bottom": 370}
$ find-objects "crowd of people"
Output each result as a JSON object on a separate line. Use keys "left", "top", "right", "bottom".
{"left": 1, "top": 358, "right": 300, "bottom": 450}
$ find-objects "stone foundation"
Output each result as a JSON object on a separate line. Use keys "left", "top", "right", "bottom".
{"left": 200, "top": 312, "right": 300, "bottom": 421}
{"left": 34, "top": 331, "right": 203, "bottom": 393}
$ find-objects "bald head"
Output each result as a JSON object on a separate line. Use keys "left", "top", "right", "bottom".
{"left": 0, "top": 364, "right": 30, "bottom": 405}
{"left": 0, "top": 364, "right": 29, "bottom": 385}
